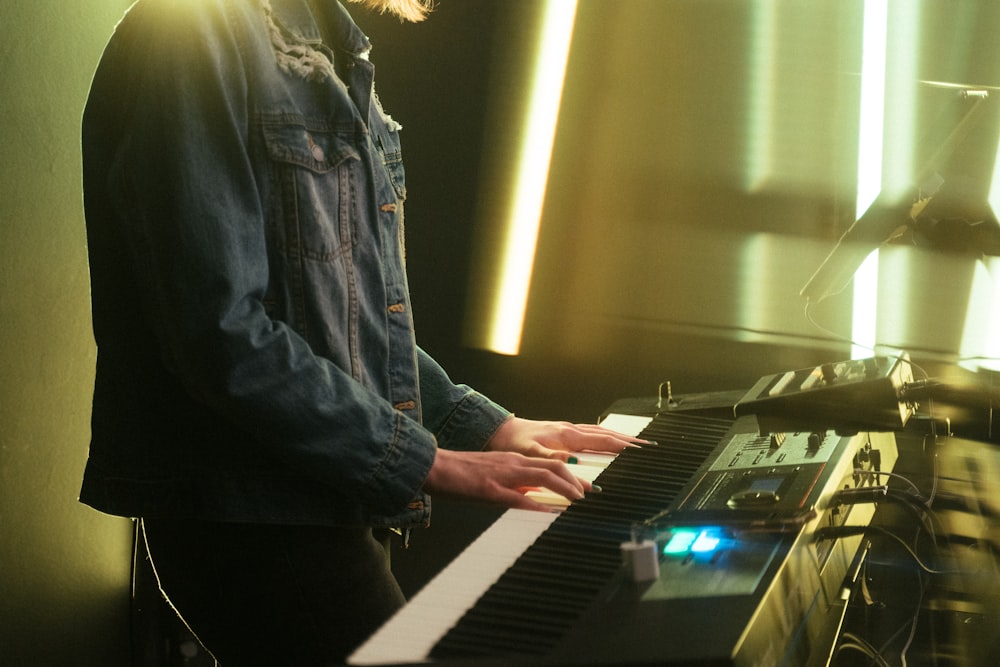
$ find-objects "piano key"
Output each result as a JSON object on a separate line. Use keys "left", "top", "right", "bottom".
{"left": 523, "top": 488, "right": 571, "bottom": 508}
{"left": 597, "top": 413, "right": 653, "bottom": 437}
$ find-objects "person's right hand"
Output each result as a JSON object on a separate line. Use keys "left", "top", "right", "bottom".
{"left": 422, "top": 448, "right": 590, "bottom": 512}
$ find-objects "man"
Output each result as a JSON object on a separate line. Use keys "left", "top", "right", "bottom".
{"left": 81, "top": 0, "right": 638, "bottom": 663}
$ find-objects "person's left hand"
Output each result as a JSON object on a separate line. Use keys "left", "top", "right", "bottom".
{"left": 485, "top": 416, "right": 646, "bottom": 462}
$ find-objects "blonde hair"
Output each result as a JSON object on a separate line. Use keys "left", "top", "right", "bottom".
{"left": 346, "top": 0, "right": 433, "bottom": 22}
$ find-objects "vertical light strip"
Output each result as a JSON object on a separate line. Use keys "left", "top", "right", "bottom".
{"left": 988, "top": 124, "right": 1000, "bottom": 218}
{"left": 959, "top": 259, "right": 1000, "bottom": 371}
{"left": 745, "top": 0, "right": 777, "bottom": 192}
{"left": 981, "top": 104, "right": 1000, "bottom": 371}
{"left": 854, "top": 0, "right": 888, "bottom": 218}
{"left": 880, "top": 4, "right": 919, "bottom": 202}
{"left": 872, "top": 2, "right": 920, "bottom": 355}
{"left": 981, "top": 257, "right": 1000, "bottom": 371}
{"left": 851, "top": 0, "right": 888, "bottom": 359}
{"left": 482, "top": 0, "right": 579, "bottom": 355}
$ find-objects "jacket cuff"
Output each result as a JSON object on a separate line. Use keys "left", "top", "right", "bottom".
{"left": 434, "top": 390, "right": 512, "bottom": 452}
{"left": 364, "top": 410, "right": 438, "bottom": 517}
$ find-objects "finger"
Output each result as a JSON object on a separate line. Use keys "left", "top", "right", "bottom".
{"left": 578, "top": 425, "right": 651, "bottom": 446}
{"left": 504, "top": 459, "right": 587, "bottom": 498}
{"left": 557, "top": 433, "right": 643, "bottom": 454}
{"left": 526, "top": 446, "right": 579, "bottom": 463}
{"left": 533, "top": 464, "right": 589, "bottom": 498}
{"left": 518, "top": 442, "right": 557, "bottom": 459}
{"left": 522, "top": 486, "right": 574, "bottom": 509}
{"left": 547, "top": 449, "right": 615, "bottom": 476}
{"left": 576, "top": 423, "right": 653, "bottom": 442}
{"left": 519, "top": 473, "right": 603, "bottom": 508}
{"left": 548, "top": 449, "right": 574, "bottom": 463}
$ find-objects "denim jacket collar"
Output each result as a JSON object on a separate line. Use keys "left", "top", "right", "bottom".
{"left": 268, "top": 0, "right": 372, "bottom": 56}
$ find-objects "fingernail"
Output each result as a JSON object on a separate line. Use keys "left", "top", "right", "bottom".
{"left": 567, "top": 455, "right": 579, "bottom": 465}
{"left": 591, "top": 484, "right": 602, "bottom": 493}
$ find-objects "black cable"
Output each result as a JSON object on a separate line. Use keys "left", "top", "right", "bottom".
{"left": 814, "top": 524, "right": 949, "bottom": 575}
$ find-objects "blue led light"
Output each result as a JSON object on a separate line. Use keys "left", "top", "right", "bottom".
{"left": 691, "top": 531, "right": 721, "bottom": 553}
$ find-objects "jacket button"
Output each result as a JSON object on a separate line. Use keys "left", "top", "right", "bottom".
{"left": 306, "top": 133, "right": 325, "bottom": 162}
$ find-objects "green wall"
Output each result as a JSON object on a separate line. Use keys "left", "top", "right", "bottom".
{"left": 1, "top": 2, "right": 135, "bottom": 665}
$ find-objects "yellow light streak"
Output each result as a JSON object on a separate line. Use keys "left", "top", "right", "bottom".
{"left": 960, "top": 258, "right": 1000, "bottom": 372}
{"left": 481, "top": 0, "right": 578, "bottom": 355}
{"left": 989, "top": 132, "right": 1000, "bottom": 219}
{"left": 851, "top": 0, "right": 888, "bottom": 359}
{"left": 851, "top": 1, "right": 921, "bottom": 359}
{"left": 745, "top": 0, "right": 777, "bottom": 192}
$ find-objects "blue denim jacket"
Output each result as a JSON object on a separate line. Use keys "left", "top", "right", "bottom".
{"left": 80, "top": 0, "right": 510, "bottom": 528}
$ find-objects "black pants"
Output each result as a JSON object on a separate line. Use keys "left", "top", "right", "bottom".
{"left": 140, "top": 518, "right": 405, "bottom": 666}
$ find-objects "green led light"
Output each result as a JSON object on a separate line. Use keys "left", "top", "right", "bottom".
{"left": 663, "top": 529, "right": 698, "bottom": 555}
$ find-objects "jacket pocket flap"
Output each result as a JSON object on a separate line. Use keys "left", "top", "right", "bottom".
{"left": 262, "top": 124, "right": 360, "bottom": 173}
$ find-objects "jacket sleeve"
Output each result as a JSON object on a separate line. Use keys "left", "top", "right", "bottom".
{"left": 416, "top": 348, "right": 511, "bottom": 451}
{"left": 90, "top": 0, "right": 436, "bottom": 517}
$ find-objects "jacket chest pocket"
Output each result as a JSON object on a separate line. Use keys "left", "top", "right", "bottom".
{"left": 261, "top": 122, "right": 361, "bottom": 262}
